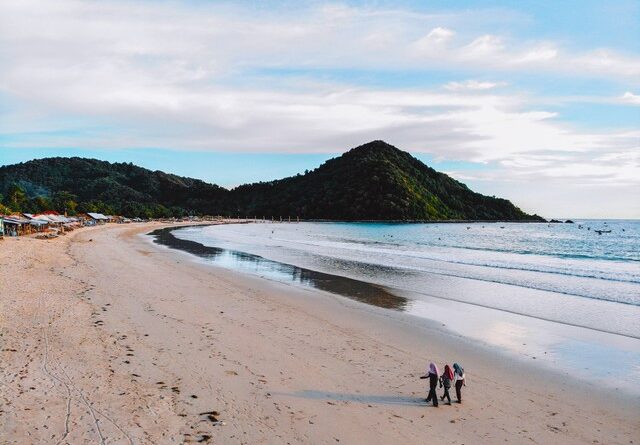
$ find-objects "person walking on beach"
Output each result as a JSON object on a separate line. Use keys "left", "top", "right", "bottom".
{"left": 439, "top": 364, "right": 454, "bottom": 405}
{"left": 453, "top": 363, "right": 466, "bottom": 403}
{"left": 420, "top": 362, "right": 439, "bottom": 407}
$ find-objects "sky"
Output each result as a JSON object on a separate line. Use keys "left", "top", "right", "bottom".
{"left": 0, "top": 0, "right": 638, "bottom": 218}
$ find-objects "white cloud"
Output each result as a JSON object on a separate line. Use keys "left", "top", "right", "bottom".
{"left": 424, "top": 27, "right": 455, "bottom": 44}
{"left": 574, "top": 50, "right": 640, "bottom": 79}
{"left": 444, "top": 80, "right": 506, "bottom": 91}
{"left": 621, "top": 92, "right": 640, "bottom": 105}
{"left": 462, "top": 34, "right": 504, "bottom": 58}
{"left": 513, "top": 44, "right": 558, "bottom": 64}
{"left": 411, "top": 27, "right": 455, "bottom": 57}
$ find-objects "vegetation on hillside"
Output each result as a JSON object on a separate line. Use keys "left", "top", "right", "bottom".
{"left": 231, "top": 141, "right": 542, "bottom": 221}
{"left": 0, "top": 141, "right": 544, "bottom": 221}
{"left": 0, "top": 157, "right": 229, "bottom": 218}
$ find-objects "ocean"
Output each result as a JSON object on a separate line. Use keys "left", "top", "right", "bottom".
{"left": 151, "top": 220, "right": 640, "bottom": 393}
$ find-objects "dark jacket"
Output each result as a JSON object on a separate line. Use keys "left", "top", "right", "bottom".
{"left": 439, "top": 373, "right": 452, "bottom": 389}
{"left": 427, "top": 372, "right": 438, "bottom": 389}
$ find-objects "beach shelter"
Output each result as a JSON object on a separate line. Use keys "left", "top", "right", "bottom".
{"left": 2, "top": 216, "right": 32, "bottom": 236}
{"left": 24, "top": 213, "right": 51, "bottom": 230}
{"left": 87, "top": 212, "right": 110, "bottom": 224}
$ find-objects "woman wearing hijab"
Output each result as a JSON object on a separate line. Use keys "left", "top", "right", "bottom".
{"left": 420, "top": 362, "right": 439, "bottom": 407}
{"left": 453, "top": 363, "right": 466, "bottom": 403}
{"left": 439, "top": 364, "right": 454, "bottom": 404}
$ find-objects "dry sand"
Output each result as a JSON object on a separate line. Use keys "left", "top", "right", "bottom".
{"left": 1, "top": 222, "right": 638, "bottom": 444}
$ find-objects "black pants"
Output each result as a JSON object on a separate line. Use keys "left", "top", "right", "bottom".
{"left": 440, "top": 386, "right": 451, "bottom": 403}
{"left": 455, "top": 380, "right": 464, "bottom": 402}
{"left": 426, "top": 387, "right": 438, "bottom": 406}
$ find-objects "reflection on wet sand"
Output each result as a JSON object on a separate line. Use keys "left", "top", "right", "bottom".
{"left": 150, "top": 227, "right": 408, "bottom": 311}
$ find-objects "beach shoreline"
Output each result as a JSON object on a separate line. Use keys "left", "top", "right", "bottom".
{"left": 159, "top": 222, "right": 640, "bottom": 396}
{"left": 1, "top": 222, "right": 638, "bottom": 444}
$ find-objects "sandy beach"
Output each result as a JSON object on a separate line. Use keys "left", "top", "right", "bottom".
{"left": 1, "top": 222, "right": 638, "bottom": 445}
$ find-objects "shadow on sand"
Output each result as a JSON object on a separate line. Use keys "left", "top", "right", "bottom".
{"left": 276, "top": 390, "right": 427, "bottom": 406}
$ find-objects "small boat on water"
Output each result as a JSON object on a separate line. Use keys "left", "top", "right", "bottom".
{"left": 594, "top": 229, "right": 612, "bottom": 235}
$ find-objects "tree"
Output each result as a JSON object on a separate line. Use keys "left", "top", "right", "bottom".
{"left": 0, "top": 202, "right": 11, "bottom": 215}
{"left": 77, "top": 201, "right": 98, "bottom": 214}
{"left": 33, "top": 196, "right": 53, "bottom": 212}
{"left": 52, "top": 191, "right": 78, "bottom": 215}
{"left": 4, "top": 184, "right": 28, "bottom": 212}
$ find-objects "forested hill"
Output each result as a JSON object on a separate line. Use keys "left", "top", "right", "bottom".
{"left": 0, "top": 141, "right": 544, "bottom": 221}
{"left": 0, "top": 157, "right": 229, "bottom": 217}
{"left": 231, "top": 141, "right": 542, "bottom": 221}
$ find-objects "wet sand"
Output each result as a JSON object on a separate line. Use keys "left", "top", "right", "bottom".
{"left": 1, "top": 222, "right": 638, "bottom": 444}
{"left": 150, "top": 226, "right": 409, "bottom": 310}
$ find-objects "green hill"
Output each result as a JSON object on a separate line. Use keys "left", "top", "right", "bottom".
{"left": 0, "top": 141, "right": 544, "bottom": 221}
{"left": 0, "top": 157, "right": 229, "bottom": 217}
{"left": 231, "top": 141, "right": 543, "bottom": 221}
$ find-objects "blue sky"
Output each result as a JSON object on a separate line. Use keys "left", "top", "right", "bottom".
{"left": 0, "top": 0, "right": 638, "bottom": 217}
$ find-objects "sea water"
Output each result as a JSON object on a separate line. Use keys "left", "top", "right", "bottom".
{"left": 157, "top": 221, "right": 640, "bottom": 393}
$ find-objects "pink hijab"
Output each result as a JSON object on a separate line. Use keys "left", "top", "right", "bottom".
{"left": 429, "top": 362, "right": 439, "bottom": 375}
